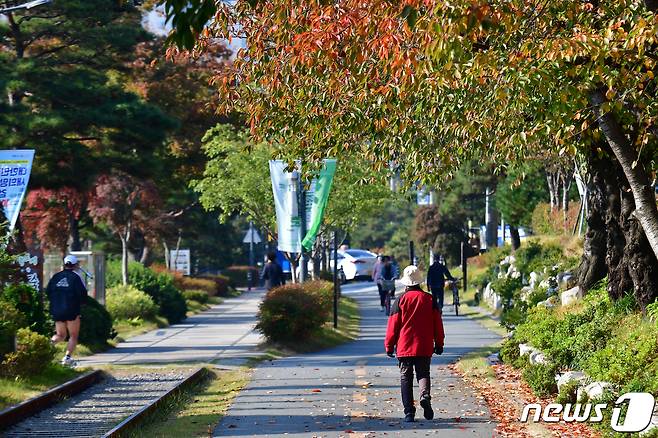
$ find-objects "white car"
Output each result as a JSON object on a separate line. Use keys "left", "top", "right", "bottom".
{"left": 331, "top": 249, "right": 378, "bottom": 281}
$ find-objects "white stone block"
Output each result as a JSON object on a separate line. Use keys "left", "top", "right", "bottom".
{"left": 561, "top": 286, "right": 581, "bottom": 306}
{"left": 556, "top": 371, "right": 587, "bottom": 391}
{"left": 579, "top": 381, "right": 613, "bottom": 400}
{"left": 529, "top": 351, "right": 549, "bottom": 365}
{"left": 519, "top": 343, "right": 539, "bottom": 357}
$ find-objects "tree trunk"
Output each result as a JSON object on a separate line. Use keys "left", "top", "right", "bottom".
{"left": 561, "top": 171, "right": 573, "bottom": 230}
{"left": 578, "top": 144, "right": 658, "bottom": 305}
{"left": 120, "top": 235, "right": 129, "bottom": 286}
{"left": 578, "top": 152, "right": 608, "bottom": 294}
{"left": 546, "top": 172, "right": 560, "bottom": 212}
{"left": 163, "top": 240, "right": 170, "bottom": 269}
{"left": 140, "top": 244, "right": 150, "bottom": 265}
{"left": 591, "top": 88, "right": 658, "bottom": 263}
{"left": 509, "top": 225, "right": 521, "bottom": 250}
{"left": 69, "top": 216, "right": 82, "bottom": 252}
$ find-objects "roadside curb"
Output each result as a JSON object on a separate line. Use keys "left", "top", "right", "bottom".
{"left": 0, "top": 369, "right": 104, "bottom": 430}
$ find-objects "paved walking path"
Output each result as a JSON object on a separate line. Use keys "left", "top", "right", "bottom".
{"left": 80, "top": 290, "right": 265, "bottom": 366}
{"left": 213, "top": 282, "right": 501, "bottom": 437}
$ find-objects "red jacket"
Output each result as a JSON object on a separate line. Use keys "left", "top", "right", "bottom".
{"left": 384, "top": 286, "right": 444, "bottom": 357}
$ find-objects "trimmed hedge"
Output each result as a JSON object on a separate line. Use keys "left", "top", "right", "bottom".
{"left": 107, "top": 261, "right": 187, "bottom": 324}
{"left": 79, "top": 296, "right": 115, "bottom": 347}
{"left": 183, "top": 290, "right": 209, "bottom": 304}
{"left": 106, "top": 285, "right": 158, "bottom": 320}
{"left": 223, "top": 266, "right": 260, "bottom": 288}
{"left": 256, "top": 281, "right": 333, "bottom": 344}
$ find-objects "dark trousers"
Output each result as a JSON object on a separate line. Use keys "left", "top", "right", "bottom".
{"left": 398, "top": 357, "right": 432, "bottom": 415}
{"left": 430, "top": 287, "right": 445, "bottom": 310}
{"left": 377, "top": 283, "right": 386, "bottom": 307}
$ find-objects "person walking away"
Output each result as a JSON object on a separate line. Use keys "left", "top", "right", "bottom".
{"left": 385, "top": 265, "right": 444, "bottom": 423}
{"left": 47, "top": 255, "right": 88, "bottom": 367}
{"left": 426, "top": 255, "right": 455, "bottom": 311}
{"left": 261, "top": 252, "right": 285, "bottom": 290}
{"left": 381, "top": 256, "right": 396, "bottom": 314}
{"left": 372, "top": 255, "right": 384, "bottom": 311}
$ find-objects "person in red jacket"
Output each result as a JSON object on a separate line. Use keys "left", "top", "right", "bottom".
{"left": 385, "top": 265, "right": 445, "bottom": 423}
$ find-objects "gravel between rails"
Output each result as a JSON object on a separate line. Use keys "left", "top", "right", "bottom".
{"left": 4, "top": 370, "right": 190, "bottom": 437}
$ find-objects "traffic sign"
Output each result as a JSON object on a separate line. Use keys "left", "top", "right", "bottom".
{"left": 243, "top": 228, "right": 262, "bottom": 244}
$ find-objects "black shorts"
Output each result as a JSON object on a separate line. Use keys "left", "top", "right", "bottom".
{"left": 53, "top": 314, "right": 80, "bottom": 323}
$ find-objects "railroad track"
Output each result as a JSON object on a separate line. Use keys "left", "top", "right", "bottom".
{"left": 1, "top": 367, "right": 207, "bottom": 438}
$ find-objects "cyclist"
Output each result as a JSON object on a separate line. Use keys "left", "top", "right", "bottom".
{"left": 426, "top": 254, "right": 455, "bottom": 311}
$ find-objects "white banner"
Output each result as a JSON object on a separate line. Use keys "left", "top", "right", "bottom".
{"left": 270, "top": 161, "right": 303, "bottom": 253}
{"left": 0, "top": 150, "right": 35, "bottom": 231}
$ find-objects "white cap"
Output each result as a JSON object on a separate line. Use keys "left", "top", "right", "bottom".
{"left": 400, "top": 265, "right": 424, "bottom": 287}
{"left": 64, "top": 255, "right": 78, "bottom": 265}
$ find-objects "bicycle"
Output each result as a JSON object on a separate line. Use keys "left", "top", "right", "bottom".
{"left": 381, "top": 279, "right": 396, "bottom": 316}
{"left": 449, "top": 278, "right": 461, "bottom": 316}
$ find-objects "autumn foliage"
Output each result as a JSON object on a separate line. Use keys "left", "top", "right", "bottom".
{"left": 22, "top": 188, "right": 85, "bottom": 254}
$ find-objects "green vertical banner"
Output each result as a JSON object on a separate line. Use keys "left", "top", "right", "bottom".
{"left": 302, "top": 159, "right": 337, "bottom": 251}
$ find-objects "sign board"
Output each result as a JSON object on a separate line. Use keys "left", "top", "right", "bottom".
{"left": 169, "top": 249, "right": 191, "bottom": 275}
{"left": 417, "top": 188, "right": 431, "bottom": 205}
{"left": 243, "top": 228, "right": 262, "bottom": 244}
{"left": 0, "top": 149, "right": 35, "bottom": 231}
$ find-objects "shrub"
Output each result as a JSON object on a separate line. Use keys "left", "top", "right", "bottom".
{"left": 175, "top": 276, "right": 216, "bottom": 296}
{"left": 303, "top": 280, "right": 334, "bottom": 310}
{"left": 1, "top": 283, "right": 48, "bottom": 334}
{"left": 183, "top": 290, "right": 209, "bottom": 304}
{"left": 106, "top": 261, "right": 187, "bottom": 324}
{"left": 200, "top": 275, "right": 231, "bottom": 296}
{"left": 106, "top": 285, "right": 158, "bottom": 320}
{"left": 223, "top": 266, "right": 260, "bottom": 288}
{"left": 1, "top": 328, "right": 55, "bottom": 377}
{"left": 523, "top": 363, "right": 559, "bottom": 397}
{"left": 256, "top": 283, "right": 330, "bottom": 343}
{"left": 515, "top": 241, "right": 564, "bottom": 275}
{"left": 556, "top": 379, "right": 580, "bottom": 405}
{"left": 585, "top": 314, "right": 658, "bottom": 393}
{"left": 501, "top": 306, "right": 527, "bottom": 331}
{"left": 499, "top": 338, "right": 520, "bottom": 366}
{"left": 0, "top": 300, "right": 27, "bottom": 358}
{"left": 530, "top": 203, "right": 580, "bottom": 236}
{"left": 79, "top": 296, "right": 114, "bottom": 347}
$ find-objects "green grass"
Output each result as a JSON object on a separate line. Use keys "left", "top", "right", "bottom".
{"left": 0, "top": 364, "right": 85, "bottom": 410}
{"left": 125, "top": 367, "right": 250, "bottom": 438}
{"left": 185, "top": 296, "right": 223, "bottom": 317}
{"left": 455, "top": 344, "right": 500, "bottom": 381}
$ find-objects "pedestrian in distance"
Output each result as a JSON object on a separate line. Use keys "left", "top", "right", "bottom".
{"left": 385, "top": 265, "right": 445, "bottom": 423}
{"left": 426, "top": 254, "right": 455, "bottom": 311}
{"left": 372, "top": 255, "right": 384, "bottom": 308}
{"left": 261, "top": 252, "right": 285, "bottom": 290}
{"left": 47, "top": 255, "right": 88, "bottom": 367}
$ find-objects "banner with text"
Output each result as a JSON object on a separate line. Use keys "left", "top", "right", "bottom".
{"left": 270, "top": 160, "right": 302, "bottom": 253}
{"left": 0, "top": 150, "right": 35, "bottom": 231}
{"left": 302, "top": 159, "right": 336, "bottom": 251}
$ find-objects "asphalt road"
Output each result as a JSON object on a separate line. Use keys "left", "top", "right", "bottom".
{"left": 213, "top": 281, "right": 501, "bottom": 437}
